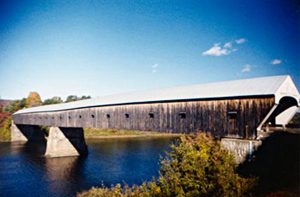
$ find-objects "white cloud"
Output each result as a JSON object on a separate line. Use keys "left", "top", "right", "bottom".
{"left": 151, "top": 64, "right": 159, "bottom": 73}
{"left": 271, "top": 59, "right": 282, "bottom": 65}
{"left": 235, "top": 38, "right": 246, "bottom": 44}
{"left": 202, "top": 43, "right": 231, "bottom": 56}
{"left": 241, "top": 64, "right": 251, "bottom": 73}
{"left": 224, "top": 42, "right": 232, "bottom": 48}
{"left": 202, "top": 38, "right": 247, "bottom": 57}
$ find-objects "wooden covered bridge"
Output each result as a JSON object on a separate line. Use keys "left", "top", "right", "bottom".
{"left": 12, "top": 75, "right": 299, "bottom": 157}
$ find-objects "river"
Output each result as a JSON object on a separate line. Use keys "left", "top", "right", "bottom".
{"left": 0, "top": 137, "right": 176, "bottom": 197}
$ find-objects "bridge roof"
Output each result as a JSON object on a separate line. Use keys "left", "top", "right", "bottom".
{"left": 14, "top": 75, "right": 299, "bottom": 114}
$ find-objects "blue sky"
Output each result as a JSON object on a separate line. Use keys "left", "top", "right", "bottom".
{"left": 0, "top": 0, "right": 299, "bottom": 100}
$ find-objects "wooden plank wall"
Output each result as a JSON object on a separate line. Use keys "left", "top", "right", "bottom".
{"left": 13, "top": 96, "right": 275, "bottom": 139}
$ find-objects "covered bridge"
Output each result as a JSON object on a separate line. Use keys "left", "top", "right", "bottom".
{"left": 13, "top": 75, "right": 299, "bottom": 140}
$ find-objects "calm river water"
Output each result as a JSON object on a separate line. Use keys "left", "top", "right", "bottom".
{"left": 0, "top": 137, "right": 176, "bottom": 197}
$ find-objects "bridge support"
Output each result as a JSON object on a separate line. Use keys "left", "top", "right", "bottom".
{"left": 221, "top": 138, "right": 262, "bottom": 163}
{"left": 11, "top": 121, "right": 28, "bottom": 142}
{"left": 45, "top": 127, "right": 88, "bottom": 157}
{"left": 11, "top": 121, "right": 46, "bottom": 142}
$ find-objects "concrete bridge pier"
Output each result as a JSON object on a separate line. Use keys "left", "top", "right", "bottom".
{"left": 11, "top": 121, "right": 46, "bottom": 142}
{"left": 11, "top": 121, "right": 27, "bottom": 142}
{"left": 45, "top": 127, "right": 88, "bottom": 157}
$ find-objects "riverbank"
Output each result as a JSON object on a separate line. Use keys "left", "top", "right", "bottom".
{"left": 1, "top": 126, "right": 181, "bottom": 142}
{"left": 84, "top": 128, "right": 182, "bottom": 139}
{"left": 0, "top": 115, "right": 11, "bottom": 142}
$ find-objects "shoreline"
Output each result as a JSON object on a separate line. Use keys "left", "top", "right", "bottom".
{"left": 84, "top": 133, "right": 182, "bottom": 139}
{"left": 0, "top": 132, "right": 181, "bottom": 142}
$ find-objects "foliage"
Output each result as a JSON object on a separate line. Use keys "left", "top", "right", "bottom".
{"left": 26, "top": 92, "right": 42, "bottom": 107}
{"left": 4, "top": 98, "right": 26, "bottom": 113}
{"left": 0, "top": 115, "right": 11, "bottom": 141}
{"left": 158, "top": 133, "right": 256, "bottom": 197}
{"left": 78, "top": 182, "right": 161, "bottom": 197}
{"left": 0, "top": 99, "right": 13, "bottom": 112}
{"left": 43, "top": 96, "right": 63, "bottom": 105}
{"left": 0, "top": 91, "right": 41, "bottom": 140}
{"left": 78, "top": 133, "right": 256, "bottom": 197}
{"left": 81, "top": 95, "right": 91, "bottom": 100}
{"left": 0, "top": 111, "right": 10, "bottom": 126}
{"left": 66, "top": 95, "right": 79, "bottom": 102}
{"left": 65, "top": 95, "right": 91, "bottom": 103}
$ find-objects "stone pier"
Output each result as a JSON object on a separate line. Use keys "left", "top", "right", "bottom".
{"left": 45, "top": 127, "right": 88, "bottom": 157}
{"left": 11, "top": 121, "right": 46, "bottom": 142}
{"left": 221, "top": 138, "right": 262, "bottom": 164}
{"left": 11, "top": 121, "right": 28, "bottom": 142}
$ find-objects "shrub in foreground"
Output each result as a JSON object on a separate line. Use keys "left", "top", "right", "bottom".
{"left": 78, "top": 133, "right": 256, "bottom": 197}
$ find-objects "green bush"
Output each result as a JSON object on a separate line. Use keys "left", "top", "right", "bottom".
{"left": 0, "top": 116, "right": 11, "bottom": 141}
{"left": 78, "top": 133, "right": 256, "bottom": 197}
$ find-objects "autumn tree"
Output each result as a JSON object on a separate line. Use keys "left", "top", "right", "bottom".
{"left": 25, "top": 92, "right": 42, "bottom": 107}
{"left": 4, "top": 98, "right": 26, "bottom": 113}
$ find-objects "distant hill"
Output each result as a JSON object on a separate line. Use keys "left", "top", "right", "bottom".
{"left": 0, "top": 99, "right": 13, "bottom": 108}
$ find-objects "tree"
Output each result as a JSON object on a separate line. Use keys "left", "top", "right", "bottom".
{"left": 80, "top": 95, "right": 91, "bottom": 100}
{"left": 4, "top": 98, "right": 26, "bottom": 113}
{"left": 65, "top": 95, "right": 91, "bottom": 103}
{"left": 19, "top": 98, "right": 27, "bottom": 109}
{"left": 0, "top": 115, "right": 11, "bottom": 141}
{"left": 157, "top": 133, "right": 255, "bottom": 197}
{"left": 25, "top": 92, "right": 42, "bottom": 107}
{"left": 78, "top": 133, "right": 256, "bottom": 197}
{"left": 43, "top": 96, "right": 63, "bottom": 105}
{"left": 65, "top": 95, "right": 79, "bottom": 103}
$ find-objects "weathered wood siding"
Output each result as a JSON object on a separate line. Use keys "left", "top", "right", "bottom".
{"left": 13, "top": 96, "right": 275, "bottom": 139}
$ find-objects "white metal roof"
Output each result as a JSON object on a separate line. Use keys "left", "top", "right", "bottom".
{"left": 14, "top": 75, "right": 299, "bottom": 114}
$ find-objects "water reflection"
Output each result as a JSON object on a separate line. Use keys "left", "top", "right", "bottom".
{"left": 0, "top": 137, "right": 176, "bottom": 197}
{"left": 46, "top": 157, "right": 80, "bottom": 181}
{"left": 46, "top": 156, "right": 87, "bottom": 197}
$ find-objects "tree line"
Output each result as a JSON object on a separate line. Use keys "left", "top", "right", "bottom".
{"left": 0, "top": 92, "right": 91, "bottom": 140}
{"left": 3, "top": 92, "right": 91, "bottom": 113}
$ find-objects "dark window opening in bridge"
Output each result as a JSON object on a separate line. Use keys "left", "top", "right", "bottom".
{"left": 106, "top": 114, "right": 110, "bottom": 119}
{"left": 149, "top": 113, "right": 154, "bottom": 118}
{"left": 91, "top": 114, "right": 95, "bottom": 118}
{"left": 179, "top": 112, "right": 186, "bottom": 119}
{"left": 52, "top": 117, "right": 54, "bottom": 119}
{"left": 125, "top": 113, "right": 130, "bottom": 118}
{"left": 39, "top": 117, "right": 42, "bottom": 119}
{"left": 79, "top": 115, "right": 82, "bottom": 119}
{"left": 227, "top": 111, "right": 237, "bottom": 119}
{"left": 68, "top": 116, "right": 71, "bottom": 119}
{"left": 60, "top": 116, "right": 63, "bottom": 120}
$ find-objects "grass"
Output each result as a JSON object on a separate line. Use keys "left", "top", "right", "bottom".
{"left": 84, "top": 128, "right": 181, "bottom": 138}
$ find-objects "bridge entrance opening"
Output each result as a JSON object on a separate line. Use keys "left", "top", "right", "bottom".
{"left": 259, "top": 96, "right": 298, "bottom": 133}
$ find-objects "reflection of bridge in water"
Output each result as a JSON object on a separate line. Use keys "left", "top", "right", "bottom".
{"left": 12, "top": 75, "right": 299, "bottom": 158}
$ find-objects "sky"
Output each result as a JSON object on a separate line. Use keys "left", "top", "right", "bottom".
{"left": 0, "top": 0, "right": 299, "bottom": 100}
